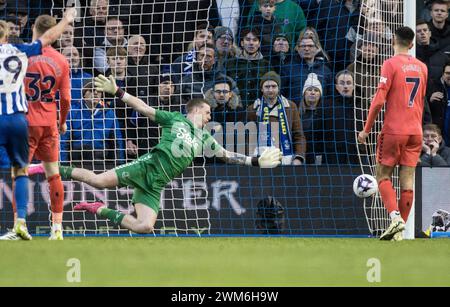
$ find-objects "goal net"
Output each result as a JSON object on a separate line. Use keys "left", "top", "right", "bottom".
{"left": 0, "top": 0, "right": 415, "bottom": 237}
{"left": 55, "top": 1, "right": 212, "bottom": 236}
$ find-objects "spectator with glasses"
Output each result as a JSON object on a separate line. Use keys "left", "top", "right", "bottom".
{"left": 206, "top": 78, "right": 245, "bottom": 124}
{"left": 214, "top": 26, "right": 238, "bottom": 72}
{"left": 281, "top": 36, "right": 332, "bottom": 107}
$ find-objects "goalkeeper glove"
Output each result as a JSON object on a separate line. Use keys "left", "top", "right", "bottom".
{"left": 94, "top": 74, "right": 118, "bottom": 95}
{"left": 257, "top": 147, "right": 282, "bottom": 168}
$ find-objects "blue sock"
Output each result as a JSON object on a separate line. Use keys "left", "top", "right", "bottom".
{"left": 14, "top": 176, "right": 29, "bottom": 219}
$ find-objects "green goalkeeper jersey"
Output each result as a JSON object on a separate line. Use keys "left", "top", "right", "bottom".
{"left": 151, "top": 110, "right": 217, "bottom": 177}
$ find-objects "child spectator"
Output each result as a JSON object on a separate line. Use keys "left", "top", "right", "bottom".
{"left": 246, "top": 0, "right": 306, "bottom": 50}
{"left": 104, "top": 47, "right": 140, "bottom": 158}
{"left": 60, "top": 82, "right": 125, "bottom": 168}
{"left": 246, "top": 0, "right": 284, "bottom": 57}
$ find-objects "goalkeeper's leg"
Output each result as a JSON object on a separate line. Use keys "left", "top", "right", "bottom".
{"left": 59, "top": 165, "right": 119, "bottom": 188}
{"left": 121, "top": 204, "right": 157, "bottom": 233}
{"left": 75, "top": 202, "right": 157, "bottom": 234}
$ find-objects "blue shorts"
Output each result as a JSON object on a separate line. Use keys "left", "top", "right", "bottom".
{"left": 0, "top": 145, "right": 10, "bottom": 168}
{"left": 0, "top": 113, "right": 29, "bottom": 168}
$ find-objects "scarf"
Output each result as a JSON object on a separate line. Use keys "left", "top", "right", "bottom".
{"left": 257, "top": 95, "right": 293, "bottom": 158}
{"left": 183, "top": 49, "right": 196, "bottom": 74}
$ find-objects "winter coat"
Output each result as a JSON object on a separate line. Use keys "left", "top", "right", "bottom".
{"left": 416, "top": 38, "right": 450, "bottom": 81}
{"left": 420, "top": 141, "right": 450, "bottom": 166}
{"left": 224, "top": 52, "right": 270, "bottom": 107}
{"left": 426, "top": 77, "right": 450, "bottom": 139}
{"left": 60, "top": 100, "right": 125, "bottom": 164}
{"left": 281, "top": 54, "right": 332, "bottom": 106}
{"left": 247, "top": 95, "right": 306, "bottom": 160}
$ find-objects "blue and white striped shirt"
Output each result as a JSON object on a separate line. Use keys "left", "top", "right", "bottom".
{"left": 0, "top": 40, "right": 42, "bottom": 115}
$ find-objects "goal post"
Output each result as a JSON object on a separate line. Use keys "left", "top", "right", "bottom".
{"left": 404, "top": 0, "right": 416, "bottom": 240}
{"left": 355, "top": 0, "right": 416, "bottom": 239}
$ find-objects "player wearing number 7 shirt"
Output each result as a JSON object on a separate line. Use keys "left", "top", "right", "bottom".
{"left": 0, "top": 8, "right": 77, "bottom": 241}
{"left": 358, "top": 26, "right": 428, "bottom": 242}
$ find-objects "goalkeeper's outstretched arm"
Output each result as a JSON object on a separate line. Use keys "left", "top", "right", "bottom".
{"left": 94, "top": 75, "right": 156, "bottom": 121}
{"left": 217, "top": 147, "right": 282, "bottom": 168}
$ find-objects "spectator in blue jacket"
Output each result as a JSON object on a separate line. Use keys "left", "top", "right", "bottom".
{"left": 60, "top": 82, "right": 125, "bottom": 167}
{"left": 62, "top": 46, "right": 93, "bottom": 104}
{"left": 281, "top": 36, "right": 332, "bottom": 107}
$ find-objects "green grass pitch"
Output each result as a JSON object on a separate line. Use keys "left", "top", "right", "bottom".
{"left": 0, "top": 237, "right": 449, "bottom": 286}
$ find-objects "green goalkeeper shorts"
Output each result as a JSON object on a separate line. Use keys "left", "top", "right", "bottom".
{"left": 114, "top": 152, "right": 172, "bottom": 213}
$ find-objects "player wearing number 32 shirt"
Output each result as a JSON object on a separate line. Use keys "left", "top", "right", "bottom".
{"left": 358, "top": 26, "right": 428, "bottom": 241}
{"left": 24, "top": 15, "right": 71, "bottom": 240}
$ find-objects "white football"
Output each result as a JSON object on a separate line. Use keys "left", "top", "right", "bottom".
{"left": 353, "top": 174, "right": 378, "bottom": 198}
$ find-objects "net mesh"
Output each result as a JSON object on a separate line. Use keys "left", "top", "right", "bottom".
{"left": 55, "top": 0, "right": 212, "bottom": 236}
{"left": 354, "top": 0, "right": 405, "bottom": 236}
{"left": 0, "top": 0, "right": 414, "bottom": 237}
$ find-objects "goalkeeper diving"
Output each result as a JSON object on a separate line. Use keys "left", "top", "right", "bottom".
{"left": 30, "top": 75, "right": 282, "bottom": 234}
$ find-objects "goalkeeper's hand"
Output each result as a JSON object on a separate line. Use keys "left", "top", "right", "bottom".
{"left": 94, "top": 75, "right": 118, "bottom": 95}
{"left": 258, "top": 147, "right": 282, "bottom": 168}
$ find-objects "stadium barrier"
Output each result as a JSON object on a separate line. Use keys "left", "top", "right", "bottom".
{"left": 2, "top": 165, "right": 447, "bottom": 237}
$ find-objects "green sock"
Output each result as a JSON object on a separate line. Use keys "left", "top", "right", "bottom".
{"left": 99, "top": 208, "right": 125, "bottom": 225}
{"left": 59, "top": 166, "right": 74, "bottom": 180}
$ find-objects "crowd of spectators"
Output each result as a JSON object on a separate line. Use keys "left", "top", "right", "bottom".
{"left": 1, "top": 0, "right": 450, "bottom": 168}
